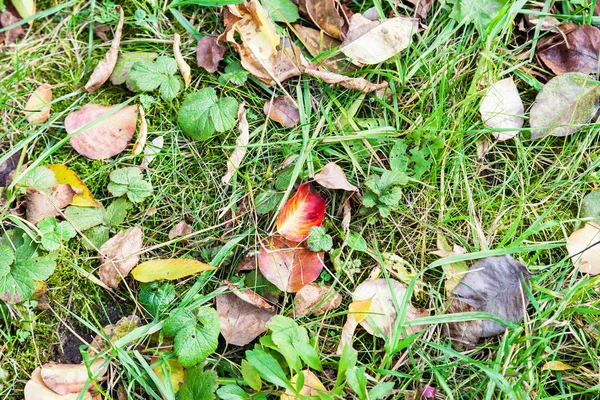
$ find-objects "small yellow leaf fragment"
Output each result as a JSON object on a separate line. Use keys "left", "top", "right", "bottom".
{"left": 46, "top": 164, "right": 100, "bottom": 207}
{"left": 281, "top": 370, "right": 326, "bottom": 399}
{"left": 132, "top": 259, "right": 216, "bottom": 282}
{"left": 174, "top": 33, "right": 192, "bottom": 88}
{"left": 348, "top": 298, "right": 372, "bottom": 323}
{"left": 542, "top": 360, "right": 574, "bottom": 371}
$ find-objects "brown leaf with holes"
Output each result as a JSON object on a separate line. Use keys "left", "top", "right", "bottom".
{"left": 25, "top": 84, "right": 52, "bottom": 124}
{"left": 65, "top": 104, "right": 138, "bottom": 160}
{"left": 539, "top": 25, "right": 600, "bottom": 76}
{"left": 98, "top": 226, "right": 143, "bottom": 289}
{"left": 40, "top": 360, "right": 107, "bottom": 395}
{"left": 216, "top": 292, "right": 275, "bottom": 346}
{"left": 168, "top": 220, "right": 192, "bottom": 240}
{"left": 84, "top": 6, "right": 124, "bottom": 92}
{"left": 302, "top": 63, "right": 388, "bottom": 93}
{"left": 0, "top": 3, "right": 25, "bottom": 45}
{"left": 294, "top": 283, "right": 342, "bottom": 317}
{"left": 300, "top": 0, "right": 349, "bottom": 40}
{"left": 196, "top": 36, "right": 227, "bottom": 73}
{"left": 264, "top": 96, "right": 300, "bottom": 127}
{"left": 26, "top": 185, "right": 77, "bottom": 225}
{"left": 314, "top": 162, "right": 358, "bottom": 191}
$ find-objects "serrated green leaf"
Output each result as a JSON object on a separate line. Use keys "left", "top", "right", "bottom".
{"left": 127, "top": 56, "right": 182, "bottom": 101}
{"left": 216, "top": 384, "right": 249, "bottom": 400}
{"left": 178, "top": 88, "right": 239, "bottom": 141}
{"left": 179, "top": 366, "right": 218, "bottom": 400}
{"left": 163, "top": 308, "right": 196, "bottom": 337}
{"left": 379, "top": 186, "right": 403, "bottom": 207}
{"left": 245, "top": 349, "right": 293, "bottom": 391}
{"left": 0, "top": 246, "right": 14, "bottom": 279}
{"left": 361, "top": 192, "right": 378, "bottom": 209}
{"left": 241, "top": 359, "right": 262, "bottom": 391}
{"left": 65, "top": 206, "right": 105, "bottom": 231}
{"left": 219, "top": 62, "right": 249, "bottom": 86}
{"left": 262, "top": 0, "right": 299, "bottom": 22}
{"left": 346, "top": 367, "right": 368, "bottom": 400}
{"left": 110, "top": 52, "right": 158, "bottom": 86}
{"left": 104, "top": 198, "right": 129, "bottom": 226}
{"left": 107, "top": 167, "right": 153, "bottom": 203}
{"left": 83, "top": 225, "right": 110, "bottom": 249}
{"left": 308, "top": 226, "right": 333, "bottom": 252}
{"left": 174, "top": 307, "right": 220, "bottom": 367}
{"left": 160, "top": 75, "right": 183, "bottom": 101}
{"left": 255, "top": 190, "right": 283, "bottom": 215}
{"left": 38, "top": 217, "right": 76, "bottom": 251}
{"left": 139, "top": 281, "right": 175, "bottom": 315}
{"left": 449, "top": 0, "right": 506, "bottom": 35}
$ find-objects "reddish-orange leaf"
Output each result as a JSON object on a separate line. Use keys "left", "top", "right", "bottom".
{"left": 258, "top": 235, "right": 324, "bottom": 293}
{"left": 276, "top": 183, "right": 326, "bottom": 242}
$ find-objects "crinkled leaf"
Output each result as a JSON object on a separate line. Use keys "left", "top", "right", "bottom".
{"left": 216, "top": 292, "right": 275, "bottom": 346}
{"left": 178, "top": 88, "right": 239, "bottom": 141}
{"left": 65, "top": 206, "right": 105, "bottom": 231}
{"left": 127, "top": 56, "right": 182, "bottom": 101}
{"left": 539, "top": 25, "right": 600, "bottom": 76}
{"left": 307, "top": 226, "right": 333, "bottom": 252}
{"left": 98, "top": 226, "right": 143, "bottom": 289}
{"left": 196, "top": 36, "right": 227, "bottom": 74}
{"left": 163, "top": 308, "right": 197, "bottom": 337}
{"left": 107, "top": 167, "right": 153, "bottom": 203}
{"left": 139, "top": 281, "right": 175, "bottom": 315}
{"left": 179, "top": 366, "right": 218, "bottom": 400}
{"left": 38, "top": 217, "right": 77, "bottom": 251}
{"left": 47, "top": 164, "right": 100, "bottom": 207}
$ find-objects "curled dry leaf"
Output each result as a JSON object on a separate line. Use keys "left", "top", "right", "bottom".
{"left": 98, "top": 226, "right": 143, "bottom": 289}
{"left": 258, "top": 235, "right": 324, "bottom": 292}
{"left": 431, "top": 234, "right": 468, "bottom": 295}
{"left": 26, "top": 185, "right": 77, "bottom": 225}
{"left": 480, "top": 77, "right": 524, "bottom": 141}
{"left": 447, "top": 255, "right": 531, "bottom": 349}
{"left": 196, "top": 36, "right": 227, "bottom": 73}
{"left": 340, "top": 14, "right": 416, "bottom": 66}
{"left": 281, "top": 370, "right": 326, "bottom": 399}
{"left": 40, "top": 360, "right": 107, "bottom": 395}
{"left": 264, "top": 96, "right": 300, "bottom": 128}
{"left": 293, "top": 24, "right": 348, "bottom": 72}
{"left": 84, "top": 6, "right": 124, "bottom": 92}
{"left": 302, "top": 64, "right": 388, "bottom": 93}
{"left": 314, "top": 162, "right": 358, "bottom": 191}
{"left": 294, "top": 283, "right": 342, "bottom": 317}
{"left": 168, "top": 220, "right": 192, "bottom": 240}
{"left": 132, "top": 106, "right": 148, "bottom": 156}
{"left": 223, "top": 280, "right": 274, "bottom": 310}
{"left": 47, "top": 164, "right": 100, "bottom": 207}
{"left": 276, "top": 183, "right": 326, "bottom": 242}
{"left": 25, "top": 84, "right": 52, "bottom": 124}
{"left": 301, "top": 0, "right": 349, "bottom": 40}
{"left": 66, "top": 104, "right": 138, "bottom": 160}
{"left": 173, "top": 33, "right": 192, "bottom": 88}
{"left": 131, "top": 258, "right": 215, "bottom": 282}
{"left": 25, "top": 368, "right": 94, "bottom": 400}
{"left": 539, "top": 25, "right": 600, "bottom": 76}
{"left": 222, "top": 104, "right": 249, "bottom": 184}
{"left": 566, "top": 223, "right": 600, "bottom": 275}
{"left": 216, "top": 291, "right": 276, "bottom": 346}
{"left": 530, "top": 72, "right": 600, "bottom": 139}
{"left": 0, "top": 3, "right": 26, "bottom": 45}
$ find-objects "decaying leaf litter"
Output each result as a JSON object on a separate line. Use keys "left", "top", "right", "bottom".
{"left": 2, "top": 0, "right": 600, "bottom": 398}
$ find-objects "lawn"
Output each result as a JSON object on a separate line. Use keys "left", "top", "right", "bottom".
{"left": 1, "top": 0, "right": 600, "bottom": 399}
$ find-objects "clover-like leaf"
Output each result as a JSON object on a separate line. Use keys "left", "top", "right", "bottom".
{"left": 307, "top": 226, "right": 333, "bottom": 252}
{"left": 38, "top": 217, "right": 77, "bottom": 251}
{"left": 107, "top": 167, "right": 153, "bottom": 203}
{"left": 127, "top": 56, "right": 183, "bottom": 101}
{"left": 177, "top": 88, "right": 239, "bottom": 141}
{"left": 219, "top": 61, "right": 249, "bottom": 86}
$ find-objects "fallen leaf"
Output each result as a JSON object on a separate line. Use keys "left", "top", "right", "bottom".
{"left": 0, "top": 3, "right": 25, "bottom": 45}
{"left": 0, "top": 152, "right": 22, "bottom": 187}
{"left": 539, "top": 25, "right": 600, "bottom": 76}
{"left": 301, "top": 0, "right": 349, "bottom": 40}
{"left": 40, "top": 360, "right": 107, "bottom": 395}
{"left": 216, "top": 291, "right": 275, "bottom": 346}
{"left": 314, "top": 162, "right": 358, "bottom": 191}
{"left": 65, "top": 104, "right": 138, "bottom": 160}
{"left": 12, "top": 0, "right": 36, "bottom": 19}
{"left": 293, "top": 24, "right": 348, "bottom": 72}
{"left": 530, "top": 72, "right": 600, "bottom": 139}
{"left": 47, "top": 164, "right": 100, "bottom": 207}
{"left": 88, "top": 315, "right": 141, "bottom": 356}
{"left": 132, "top": 106, "right": 147, "bottom": 155}
{"left": 131, "top": 258, "right": 216, "bottom": 282}
{"left": 258, "top": 235, "right": 325, "bottom": 292}
{"left": 94, "top": 23, "right": 110, "bottom": 41}
{"left": 264, "top": 96, "right": 300, "bottom": 127}
{"left": 84, "top": 5, "right": 124, "bottom": 92}
{"left": 340, "top": 14, "right": 416, "bottom": 66}
{"left": 406, "top": 0, "right": 433, "bottom": 20}
{"left": 302, "top": 64, "right": 388, "bottom": 93}
{"left": 281, "top": 370, "right": 326, "bottom": 399}
{"left": 222, "top": 104, "right": 249, "bottom": 184}
{"left": 168, "top": 220, "right": 192, "bottom": 240}
{"left": 173, "top": 33, "right": 192, "bottom": 88}
{"left": 294, "top": 283, "right": 342, "bottom": 316}
{"left": 98, "top": 226, "right": 143, "bottom": 289}
{"left": 581, "top": 190, "right": 600, "bottom": 222}
{"left": 542, "top": 360, "right": 575, "bottom": 371}
{"left": 447, "top": 255, "right": 531, "bottom": 349}
{"left": 24, "top": 368, "right": 94, "bottom": 400}
{"left": 141, "top": 136, "right": 164, "bottom": 168}
{"left": 276, "top": 183, "right": 326, "bottom": 242}
{"left": 566, "top": 223, "right": 600, "bottom": 275}
{"left": 178, "top": 88, "right": 239, "bottom": 141}
{"left": 431, "top": 235, "right": 469, "bottom": 295}
{"left": 196, "top": 36, "right": 226, "bottom": 73}
{"left": 151, "top": 355, "right": 185, "bottom": 395}
{"left": 25, "top": 84, "right": 52, "bottom": 124}
{"left": 336, "top": 298, "right": 372, "bottom": 355}
{"left": 110, "top": 52, "right": 158, "bottom": 86}
{"left": 26, "top": 185, "right": 77, "bottom": 225}
{"left": 223, "top": 280, "right": 274, "bottom": 311}
{"left": 480, "top": 77, "right": 524, "bottom": 141}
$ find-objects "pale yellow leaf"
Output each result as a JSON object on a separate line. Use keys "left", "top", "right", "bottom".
{"left": 25, "top": 84, "right": 52, "bottom": 124}
{"left": 542, "top": 360, "right": 574, "bottom": 371}
{"left": 173, "top": 33, "right": 192, "bottom": 88}
{"left": 566, "top": 223, "right": 600, "bottom": 275}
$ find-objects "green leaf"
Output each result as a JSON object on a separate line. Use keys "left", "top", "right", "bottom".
{"left": 308, "top": 226, "right": 333, "bottom": 252}
{"left": 379, "top": 170, "right": 408, "bottom": 190}
{"left": 216, "top": 384, "right": 250, "bottom": 400}
{"left": 361, "top": 192, "right": 378, "bottom": 209}
{"left": 449, "top": 0, "right": 506, "bottom": 35}
{"left": 0, "top": 246, "right": 14, "bottom": 279}
{"left": 20, "top": 166, "right": 56, "bottom": 191}
{"left": 379, "top": 186, "right": 402, "bottom": 207}
{"left": 178, "top": 88, "right": 239, "bottom": 141}
{"left": 64, "top": 206, "right": 105, "bottom": 231}
{"left": 110, "top": 52, "right": 158, "bottom": 86}
{"left": 245, "top": 349, "right": 293, "bottom": 391}
{"left": 179, "top": 366, "right": 218, "bottom": 400}
{"left": 38, "top": 217, "right": 77, "bottom": 251}
{"left": 82, "top": 225, "right": 110, "bottom": 249}
{"left": 241, "top": 359, "right": 262, "bottom": 391}
{"left": 530, "top": 72, "right": 600, "bottom": 139}
{"left": 255, "top": 190, "right": 284, "bottom": 215}
{"left": 104, "top": 198, "right": 129, "bottom": 226}
{"left": 294, "top": 341, "right": 322, "bottom": 371}
{"left": 267, "top": 316, "right": 322, "bottom": 372}
{"left": 368, "top": 382, "right": 395, "bottom": 400}
{"left": 107, "top": 167, "right": 153, "bottom": 203}
{"left": 274, "top": 166, "right": 295, "bottom": 191}
{"left": 346, "top": 367, "right": 368, "bottom": 400}
{"left": 139, "top": 281, "right": 175, "bottom": 315}
{"left": 127, "top": 56, "right": 182, "bottom": 101}
{"left": 174, "top": 306, "right": 220, "bottom": 367}
{"left": 171, "top": 0, "right": 243, "bottom": 6}
{"left": 334, "top": 344, "right": 357, "bottom": 392}
{"left": 582, "top": 190, "right": 600, "bottom": 222}
{"left": 347, "top": 231, "right": 368, "bottom": 253}
{"left": 163, "top": 308, "right": 196, "bottom": 337}
{"left": 219, "top": 62, "right": 249, "bottom": 86}
{"left": 262, "top": 0, "right": 299, "bottom": 23}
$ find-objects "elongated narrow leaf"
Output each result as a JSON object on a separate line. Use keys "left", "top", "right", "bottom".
{"left": 276, "top": 183, "right": 326, "bottom": 242}
{"left": 132, "top": 259, "right": 216, "bottom": 282}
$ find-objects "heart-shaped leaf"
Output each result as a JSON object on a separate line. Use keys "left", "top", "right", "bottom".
{"left": 276, "top": 183, "right": 326, "bottom": 242}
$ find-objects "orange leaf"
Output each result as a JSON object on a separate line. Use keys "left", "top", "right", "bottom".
{"left": 47, "top": 164, "right": 100, "bottom": 207}
{"left": 258, "top": 235, "right": 324, "bottom": 292}
{"left": 276, "top": 183, "right": 326, "bottom": 242}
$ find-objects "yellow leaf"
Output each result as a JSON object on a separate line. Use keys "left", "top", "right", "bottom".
{"left": 132, "top": 259, "right": 216, "bottom": 282}
{"left": 281, "top": 370, "right": 326, "bottom": 399}
{"left": 46, "top": 164, "right": 100, "bottom": 207}
{"left": 151, "top": 355, "right": 185, "bottom": 395}
{"left": 542, "top": 361, "right": 574, "bottom": 371}
{"left": 348, "top": 298, "right": 372, "bottom": 323}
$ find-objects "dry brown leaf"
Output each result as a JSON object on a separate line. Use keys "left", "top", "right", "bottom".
{"left": 405, "top": 0, "right": 432, "bottom": 20}
{"left": 539, "top": 25, "right": 600, "bottom": 76}
{"left": 341, "top": 14, "right": 416, "bottom": 66}
{"left": 84, "top": 6, "right": 124, "bottom": 92}
{"left": 25, "top": 368, "right": 94, "bottom": 400}
{"left": 173, "top": 33, "right": 192, "bottom": 88}
{"left": 264, "top": 96, "right": 300, "bottom": 128}
{"left": 168, "top": 220, "right": 192, "bottom": 240}
{"left": 480, "top": 77, "right": 524, "bottom": 141}
{"left": 293, "top": 24, "right": 349, "bottom": 72}
{"left": 94, "top": 23, "right": 110, "bottom": 41}
{"left": 223, "top": 280, "right": 274, "bottom": 311}
{"left": 0, "top": 3, "right": 25, "bottom": 45}
{"left": 0, "top": 152, "right": 21, "bottom": 187}
{"left": 25, "top": 84, "right": 52, "bottom": 124}
{"left": 26, "top": 185, "right": 77, "bottom": 225}
{"left": 40, "top": 360, "right": 107, "bottom": 395}
{"left": 65, "top": 104, "right": 138, "bottom": 160}
{"left": 216, "top": 291, "right": 275, "bottom": 346}
{"left": 98, "top": 226, "right": 143, "bottom": 289}
{"left": 222, "top": 104, "right": 249, "bottom": 184}
{"left": 314, "top": 162, "right": 357, "bottom": 191}
{"left": 431, "top": 236, "right": 468, "bottom": 295}
{"left": 302, "top": 64, "right": 388, "bottom": 93}
{"left": 301, "top": 0, "right": 349, "bottom": 40}
{"left": 294, "top": 283, "right": 342, "bottom": 317}
{"left": 132, "top": 106, "right": 147, "bottom": 155}
{"left": 196, "top": 36, "right": 226, "bottom": 73}
{"left": 566, "top": 223, "right": 600, "bottom": 275}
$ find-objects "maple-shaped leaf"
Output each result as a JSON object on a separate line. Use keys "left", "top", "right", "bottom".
{"left": 276, "top": 183, "right": 326, "bottom": 242}
{"left": 177, "top": 88, "right": 239, "bottom": 141}
{"left": 127, "top": 56, "right": 183, "bottom": 101}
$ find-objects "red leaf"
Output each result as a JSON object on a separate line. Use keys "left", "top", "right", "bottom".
{"left": 276, "top": 183, "right": 326, "bottom": 242}
{"left": 258, "top": 235, "right": 324, "bottom": 292}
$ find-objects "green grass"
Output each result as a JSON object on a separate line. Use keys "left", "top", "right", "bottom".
{"left": 1, "top": 0, "right": 600, "bottom": 398}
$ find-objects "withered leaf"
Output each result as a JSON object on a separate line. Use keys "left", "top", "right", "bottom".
{"left": 566, "top": 223, "right": 600, "bottom": 275}
{"left": 216, "top": 292, "right": 275, "bottom": 346}
{"left": 174, "top": 33, "right": 192, "bottom": 88}
{"left": 294, "top": 283, "right": 342, "bottom": 317}
{"left": 293, "top": 24, "right": 349, "bottom": 72}
{"left": 539, "top": 25, "right": 600, "bottom": 76}
{"left": 0, "top": 3, "right": 25, "bottom": 45}
{"left": 302, "top": 64, "right": 388, "bottom": 93}
{"left": 25, "top": 84, "right": 52, "bottom": 124}
{"left": 222, "top": 104, "right": 249, "bottom": 184}
{"left": 302, "top": 0, "right": 349, "bottom": 40}
{"left": 314, "top": 162, "right": 358, "bottom": 191}
{"left": 88, "top": 315, "right": 141, "bottom": 356}
{"left": 196, "top": 36, "right": 227, "bottom": 73}
{"left": 132, "top": 105, "right": 147, "bottom": 155}
{"left": 110, "top": 52, "right": 158, "bottom": 86}
{"left": 405, "top": 0, "right": 432, "bottom": 20}
{"left": 447, "top": 255, "right": 531, "bottom": 349}
{"left": 40, "top": 360, "right": 107, "bottom": 395}
{"left": 223, "top": 280, "right": 274, "bottom": 311}
{"left": 84, "top": 6, "right": 124, "bottom": 92}
{"left": 98, "top": 226, "right": 143, "bottom": 289}
{"left": 264, "top": 96, "right": 300, "bottom": 127}
{"left": 168, "top": 220, "right": 192, "bottom": 240}
{"left": 65, "top": 104, "right": 138, "bottom": 160}
{"left": 479, "top": 78, "right": 524, "bottom": 141}
{"left": 26, "top": 185, "right": 77, "bottom": 225}
{"left": 0, "top": 152, "right": 22, "bottom": 187}
{"left": 25, "top": 368, "right": 94, "bottom": 400}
